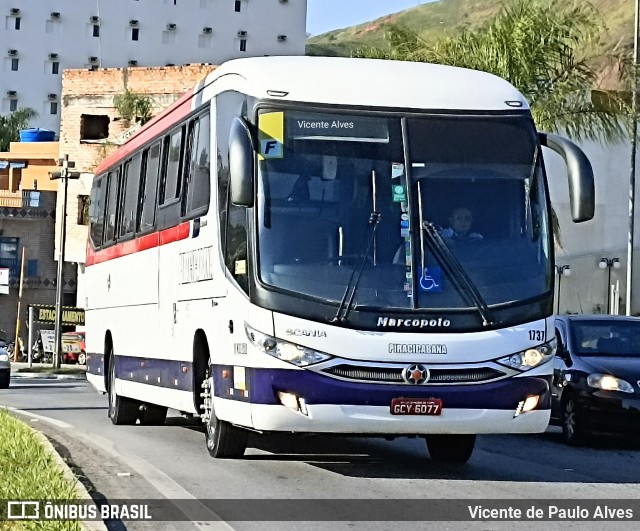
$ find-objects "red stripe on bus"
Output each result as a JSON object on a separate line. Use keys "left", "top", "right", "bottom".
{"left": 94, "top": 89, "right": 195, "bottom": 175}
{"left": 86, "top": 221, "right": 191, "bottom": 266}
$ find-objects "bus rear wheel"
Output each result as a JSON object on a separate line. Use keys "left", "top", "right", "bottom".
{"left": 108, "top": 355, "right": 140, "bottom": 425}
{"left": 201, "top": 366, "right": 248, "bottom": 458}
{"left": 425, "top": 434, "right": 476, "bottom": 463}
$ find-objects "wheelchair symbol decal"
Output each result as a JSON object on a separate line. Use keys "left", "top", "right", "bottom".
{"left": 419, "top": 266, "right": 442, "bottom": 292}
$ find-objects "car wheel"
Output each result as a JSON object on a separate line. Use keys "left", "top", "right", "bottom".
{"left": 0, "top": 370, "right": 9, "bottom": 389}
{"left": 562, "top": 395, "right": 586, "bottom": 445}
{"left": 78, "top": 351, "right": 86, "bottom": 365}
{"left": 425, "top": 434, "right": 476, "bottom": 463}
{"left": 107, "top": 354, "right": 139, "bottom": 425}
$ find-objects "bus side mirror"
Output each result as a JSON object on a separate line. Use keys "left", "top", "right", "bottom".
{"left": 539, "top": 132, "right": 594, "bottom": 223}
{"left": 229, "top": 117, "right": 255, "bottom": 207}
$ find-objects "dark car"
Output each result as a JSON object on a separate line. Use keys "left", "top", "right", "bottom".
{"left": 0, "top": 342, "right": 10, "bottom": 389}
{"left": 552, "top": 315, "right": 640, "bottom": 444}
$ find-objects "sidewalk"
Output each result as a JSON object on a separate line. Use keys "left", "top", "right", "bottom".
{"left": 11, "top": 360, "right": 87, "bottom": 380}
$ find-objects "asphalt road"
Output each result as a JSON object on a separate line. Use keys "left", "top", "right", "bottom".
{"left": 2, "top": 373, "right": 640, "bottom": 530}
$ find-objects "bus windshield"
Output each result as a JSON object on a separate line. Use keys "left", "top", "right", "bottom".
{"left": 256, "top": 109, "right": 551, "bottom": 311}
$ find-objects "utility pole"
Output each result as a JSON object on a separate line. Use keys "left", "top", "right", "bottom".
{"left": 50, "top": 154, "right": 80, "bottom": 368}
{"left": 627, "top": 0, "right": 640, "bottom": 316}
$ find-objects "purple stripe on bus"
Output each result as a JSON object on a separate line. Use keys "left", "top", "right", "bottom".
{"left": 87, "top": 357, "right": 550, "bottom": 410}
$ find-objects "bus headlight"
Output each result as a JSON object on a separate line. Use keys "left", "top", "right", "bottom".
{"left": 245, "top": 323, "right": 332, "bottom": 367}
{"left": 496, "top": 338, "right": 556, "bottom": 371}
{"left": 0, "top": 353, "right": 8, "bottom": 362}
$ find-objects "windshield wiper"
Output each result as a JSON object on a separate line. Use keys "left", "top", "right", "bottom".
{"left": 331, "top": 211, "right": 381, "bottom": 323}
{"left": 421, "top": 220, "right": 494, "bottom": 327}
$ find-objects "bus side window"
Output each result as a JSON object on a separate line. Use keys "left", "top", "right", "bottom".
{"left": 103, "top": 168, "right": 121, "bottom": 244}
{"left": 89, "top": 176, "right": 106, "bottom": 248}
{"left": 139, "top": 142, "right": 161, "bottom": 232}
{"left": 160, "top": 126, "right": 185, "bottom": 205}
{"left": 182, "top": 112, "right": 211, "bottom": 217}
{"left": 119, "top": 153, "right": 142, "bottom": 238}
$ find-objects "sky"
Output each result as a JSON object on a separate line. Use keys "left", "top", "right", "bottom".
{"left": 306, "top": 0, "right": 432, "bottom": 37}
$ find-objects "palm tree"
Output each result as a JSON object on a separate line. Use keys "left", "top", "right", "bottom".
{"left": 354, "top": 0, "right": 629, "bottom": 143}
{"left": 354, "top": 0, "right": 631, "bottom": 246}
{"left": 0, "top": 108, "right": 38, "bottom": 151}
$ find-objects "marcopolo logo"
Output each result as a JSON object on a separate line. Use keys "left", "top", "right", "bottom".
{"left": 377, "top": 317, "right": 451, "bottom": 329}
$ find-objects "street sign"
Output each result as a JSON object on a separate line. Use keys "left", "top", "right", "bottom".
{"left": 31, "top": 305, "right": 85, "bottom": 326}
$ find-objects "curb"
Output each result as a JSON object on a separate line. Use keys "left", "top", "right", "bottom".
{"left": 32, "top": 427, "right": 109, "bottom": 531}
{"left": 13, "top": 372, "right": 86, "bottom": 380}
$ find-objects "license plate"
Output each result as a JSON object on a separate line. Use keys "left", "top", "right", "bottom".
{"left": 390, "top": 397, "right": 443, "bottom": 415}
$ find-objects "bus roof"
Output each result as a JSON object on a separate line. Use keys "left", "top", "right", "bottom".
{"left": 95, "top": 56, "right": 529, "bottom": 175}
{"left": 207, "top": 56, "right": 530, "bottom": 112}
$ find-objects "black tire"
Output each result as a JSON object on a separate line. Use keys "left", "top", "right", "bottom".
{"left": 78, "top": 351, "right": 86, "bottom": 365}
{"left": 0, "top": 370, "right": 10, "bottom": 389}
{"left": 426, "top": 434, "right": 476, "bottom": 463}
{"left": 561, "top": 395, "right": 586, "bottom": 445}
{"left": 107, "top": 355, "right": 139, "bottom": 425}
{"left": 203, "top": 364, "right": 248, "bottom": 458}
{"left": 139, "top": 403, "right": 168, "bottom": 425}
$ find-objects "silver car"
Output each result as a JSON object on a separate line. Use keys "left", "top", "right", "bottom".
{"left": 0, "top": 343, "right": 10, "bottom": 389}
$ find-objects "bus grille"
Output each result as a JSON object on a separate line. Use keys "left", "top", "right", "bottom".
{"left": 321, "top": 364, "right": 506, "bottom": 384}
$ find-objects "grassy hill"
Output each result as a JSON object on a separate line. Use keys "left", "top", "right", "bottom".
{"left": 306, "top": 0, "right": 635, "bottom": 60}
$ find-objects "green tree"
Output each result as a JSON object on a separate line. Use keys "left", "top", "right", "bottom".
{"left": 0, "top": 108, "right": 38, "bottom": 151}
{"left": 113, "top": 90, "right": 153, "bottom": 124}
{"left": 354, "top": 0, "right": 629, "bottom": 143}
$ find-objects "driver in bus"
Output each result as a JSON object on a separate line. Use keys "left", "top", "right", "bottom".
{"left": 440, "top": 207, "right": 483, "bottom": 241}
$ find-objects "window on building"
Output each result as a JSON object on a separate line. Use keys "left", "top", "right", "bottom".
{"left": 161, "top": 30, "right": 176, "bottom": 45}
{"left": 80, "top": 114, "right": 109, "bottom": 140}
{"left": 240, "top": 39, "right": 247, "bottom": 52}
{"left": 52, "top": 61, "right": 59, "bottom": 74}
{"left": 131, "top": 27, "right": 139, "bottom": 41}
{"left": 0, "top": 237, "right": 19, "bottom": 276}
{"left": 235, "top": 1, "right": 241, "bottom": 12}
{"left": 77, "top": 195, "right": 90, "bottom": 225}
{"left": 14, "top": 17, "right": 20, "bottom": 30}
{"left": 93, "top": 24, "right": 100, "bottom": 37}
{"left": 198, "top": 34, "right": 213, "bottom": 48}
{"left": 26, "top": 259, "right": 38, "bottom": 277}
{"left": 9, "top": 99, "right": 17, "bottom": 112}
{"left": 50, "top": 102, "right": 58, "bottom": 115}
{"left": 11, "top": 58, "right": 18, "bottom": 71}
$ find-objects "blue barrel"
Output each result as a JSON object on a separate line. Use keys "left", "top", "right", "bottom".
{"left": 19, "top": 128, "right": 56, "bottom": 142}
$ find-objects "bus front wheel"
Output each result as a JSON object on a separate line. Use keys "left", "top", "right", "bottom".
{"left": 108, "top": 356, "right": 140, "bottom": 425}
{"left": 201, "top": 365, "right": 248, "bottom": 458}
{"left": 425, "top": 434, "right": 476, "bottom": 463}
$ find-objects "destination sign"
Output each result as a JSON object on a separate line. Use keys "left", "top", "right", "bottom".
{"left": 287, "top": 112, "right": 389, "bottom": 142}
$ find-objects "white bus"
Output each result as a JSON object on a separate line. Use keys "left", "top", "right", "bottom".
{"left": 85, "top": 56, "right": 594, "bottom": 463}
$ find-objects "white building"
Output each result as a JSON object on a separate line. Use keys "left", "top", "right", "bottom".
{"left": 0, "top": 0, "right": 306, "bottom": 132}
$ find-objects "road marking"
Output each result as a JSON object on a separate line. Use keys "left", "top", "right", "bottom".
{"left": 7, "top": 407, "right": 74, "bottom": 428}
{"left": 72, "top": 430, "right": 235, "bottom": 531}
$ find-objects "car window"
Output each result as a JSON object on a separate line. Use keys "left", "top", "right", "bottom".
{"left": 569, "top": 320, "right": 640, "bottom": 356}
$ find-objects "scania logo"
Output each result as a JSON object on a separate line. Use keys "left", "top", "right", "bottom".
{"left": 285, "top": 328, "right": 327, "bottom": 338}
{"left": 403, "top": 364, "right": 430, "bottom": 385}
